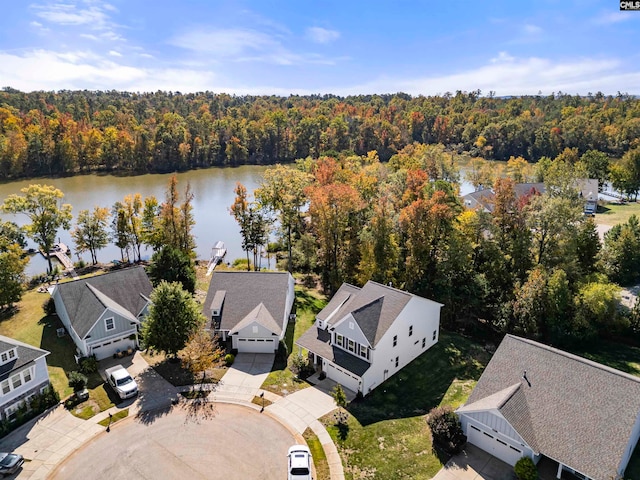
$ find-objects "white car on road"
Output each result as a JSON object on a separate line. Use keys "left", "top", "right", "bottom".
{"left": 287, "top": 445, "right": 312, "bottom": 480}
{"left": 105, "top": 365, "right": 138, "bottom": 400}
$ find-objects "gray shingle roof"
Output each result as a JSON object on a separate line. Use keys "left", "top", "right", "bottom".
{"left": 296, "top": 327, "right": 371, "bottom": 377}
{"left": 0, "top": 335, "right": 49, "bottom": 381}
{"left": 325, "top": 281, "right": 414, "bottom": 347}
{"left": 462, "top": 335, "right": 640, "bottom": 480}
{"left": 54, "top": 266, "right": 152, "bottom": 338}
{"left": 202, "top": 271, "right": 291, "bottom": 335}
{"left": 228, "top": 303, "right": 281, "bottom": 336}
{"left": 317, "top": 284, "right": 360, "bottom": 323}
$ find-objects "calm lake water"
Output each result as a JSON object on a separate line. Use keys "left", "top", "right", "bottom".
{"left": 0, "top": 166, "right": 269, "bottom": 277}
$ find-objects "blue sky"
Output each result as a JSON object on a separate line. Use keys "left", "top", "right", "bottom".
{"left": 0, "top": 0, "right": 638, "bottom": 95}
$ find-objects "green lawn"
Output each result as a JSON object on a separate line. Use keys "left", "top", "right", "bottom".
{"left": 303, "top": 428, "right": 331, "bottom": 480}
{"left": 261, "top": 285, "right": 327, "bottom": 396}
{"left": 566, "top": 340, "right": 640, "bottom": 378}
{"left": 596, "top": 201, "right": 640, "bottom": 226}
{"left": 324, "top": 332, "right": 491, "bottom": 480}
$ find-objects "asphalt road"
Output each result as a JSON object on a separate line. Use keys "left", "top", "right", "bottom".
{"left": 50, "top": 403, "right": 297, "bottom": 479}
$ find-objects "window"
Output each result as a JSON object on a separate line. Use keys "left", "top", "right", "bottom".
{"left": 0, "top": 348, "right": 16, "bottom": 365}
{"left": 395, "top": 356, "right": 399, "bottom": 368}
{"left": 509, "top": 446, "right": 521, "bottom": 453}
{"left": 470, "top": 425, "right": 480, "bottom": 432}
{"left": 432, "top": 330, "right": 437, "bottom": 341}
{"left": 336, "top": 334, "right": 343, "bottom": 347}
{"left": 359, "top": 345, "right": 369, "bottom": 360}
{"left": 105, "top": 317, "right": 115, "bottom": 331}
{"left": 409, "top": 325, "right": 413, "bottom": 337}
{"left": 348, "top": 339, "right": 355, "bottom": 353}
{"left": 422, "top": 338, "right": 426, "bottom": 348}
{"left": 1, "top": 380, "right": 9, "bottom": 395}
{"left": 348, "top": 321, "right": 354, "bottom": 330}
{"left": 23, "top": 368, "right": 32, "bottom": 383}
{"left": 252, "top": 326, "right": 259, "bottom": 333}
{"left": 11, "top": 374, "right": 22, "bottom": 389}
{"left": 393, "top": 335, "right": 397, "bottom": 347}
{"left": 483, "top": 432, "right": 493, "bottom": 439}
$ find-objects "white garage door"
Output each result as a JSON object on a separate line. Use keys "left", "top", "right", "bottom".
{"left": 89, "top": 336, "right": 132, "bottom": 360}
{"left": 236, "top": 338, "right": 277, "bottom": 353}
{"left": 326, "top": 363, "right": 360, "bottom": 393}
{"left": 467, "top": 424, "right": 524, "bottom": 466}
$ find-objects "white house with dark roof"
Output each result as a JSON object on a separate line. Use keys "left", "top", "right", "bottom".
{"left": 50, "top": 266, "right": 153, "bottom": 360}
{"left": 202, "top": 271, "right": 295, "bottom": 353}
{"left": 457, "top": 334, "right": 640, "bottom": 480}
{"left": 0, "top": 335, "right": 50, "bottom": 422}
{"left": 296, "top": 281, "right": 443, "bottom": 394}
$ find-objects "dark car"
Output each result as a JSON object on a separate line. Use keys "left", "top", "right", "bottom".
{"left": 0, "top": 452, "right": 24, "bottom": 476}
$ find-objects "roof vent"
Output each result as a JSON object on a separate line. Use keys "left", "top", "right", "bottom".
{"left": 522, "top": 370, "right": 531, "bottom": 387}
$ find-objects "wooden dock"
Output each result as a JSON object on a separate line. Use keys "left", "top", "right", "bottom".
{"left": 206, "top": 241, "right": 227, "bottom": 276}
{"left": 41, "top": 243, "right": 78, "bottom": 278}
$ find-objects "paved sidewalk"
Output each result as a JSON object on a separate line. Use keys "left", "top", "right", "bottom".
{"left": 3, "top": 351, "right": 346, "bottom": 480}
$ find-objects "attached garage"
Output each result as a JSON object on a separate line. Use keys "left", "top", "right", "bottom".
{"left": 235, "top": 337, "right": 277, "bottom": 353}
{"left": 326, "top": 363, "right": 360, "bottom": 393}
{"left": 89, "top": 335, "right": 135, "bottom": 360}
{"left": 467, "top": 423, "right": 524, "bottom": 466}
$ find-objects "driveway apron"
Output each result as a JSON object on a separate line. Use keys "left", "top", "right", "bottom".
{"left": 215, "top": 353, "right": 275, "bottom": 401}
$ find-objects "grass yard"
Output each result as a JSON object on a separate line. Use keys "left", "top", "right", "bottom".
{"left": 323, "top": 331, "right": 490, "bottom": 480}
{"left": 97, "top": 408, "right": 129, "bottom": 427}
{"left": 261, "top": 285, "right": 327, "bottom": 396}
{"left": 304, "top": 428, "right": 331, "bottom": 480}
{"left": 566, "top": 340, "right": 640, "bottom": 378}
{"left": 142, "top": 350, "right": 227, "bottom": 387}
{"left": 596, "top": 201, "right": 640, "bottom": 226}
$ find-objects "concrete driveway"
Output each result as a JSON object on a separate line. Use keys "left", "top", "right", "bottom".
{"left": 432, "top": 444, "right": 516, "bottom": 480}
{"left": 216, "top": 353, "right": 274, "bottom": 401}
{"left": 50, "top": 403, "right": 298, "bottom": 480}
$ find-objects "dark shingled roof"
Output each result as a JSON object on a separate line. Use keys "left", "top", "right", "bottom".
{"left": 296, "top": 327, "right": 371, "bottom": 377}
{"left": 324, "top": 281, "right": 414, "bottom": 347}
{"left": 54, "top": 266, "right": 152, "bottom": 339}
{"left": 316, "top": 283, "right": 360, "bottom": 323}
{"left": 202, "top": 271, "right": 291, "bottom": 335}
{"left": 462, "top": 335, "right": 640, "bottom": 480}
{"left": 0, "top": 335, "right": 49, "bottom": 381}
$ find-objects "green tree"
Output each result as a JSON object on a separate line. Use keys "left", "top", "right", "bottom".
{"left": 147, "top": 245, "right": 196, "bottom": 293}
{"left": 0, "top": 221, "right": 26, "bottom": 249}
{"left": 610, "top": 147, "right": 640, "bottom": 201}
{"left": 230, "top": 183, "right": 268, "bottom": 271}
{"left": 575, "top": 281, "right": 624, "bottom": 334}
{"left": 578, "top": 150, "right": 610, "bottom": 191}
{"left": 1, "top": 184, "right": 72, "bottom": 272}
{"left": 255, "top": 164, "right": 311, "bottom": 272}
{"left": 0, "top": 243, "right": 28, "bottom": 309}
{"left": 71, "top": 206, "right": 110, "bottom": 265}
{"left": 141, "top": 281, "right": 204, "bottom": 357}
{"left": 602, "top": 215, "right": 640, "bottom": 285}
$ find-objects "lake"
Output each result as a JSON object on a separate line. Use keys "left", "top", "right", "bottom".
{"left": 0, "top": 166, "right": 270, "bottom": 276}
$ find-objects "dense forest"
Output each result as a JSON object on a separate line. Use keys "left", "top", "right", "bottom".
{"left": 0, "top": 88, "right": 639, "bottom": 180}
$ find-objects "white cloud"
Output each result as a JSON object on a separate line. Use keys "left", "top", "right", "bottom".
{"left": 31, "top": 2, "right": 109, "bottom": 27}
{"left": 30, "top": 21, "right": 43, "bottom": 27}
{"left": 80, "top": 33, "right": 99, "bottom": 41}
{"left": 108, "top": 50, "right": 121, "bottom": 57}
{"left": 341, "top": 53, "right": 640, "bottom": 97}
{"left": 306, "top": 27, "right": 340, "bottom": 44}
{"left": 523, "top": 24, "right": 542, "bottom": 35}
{"left": 592, "top": 11, "right": 632, "bottom": 25}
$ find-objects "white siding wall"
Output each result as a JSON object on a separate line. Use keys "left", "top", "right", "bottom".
{"left": 88, "top": 309, "right": 137, "bottom": 340}
{"left": 463, "top": 411, "right": 526, "bottom": 444}
{"left": 234, "top": 323, "right": 279, "bottom": 339}
{"left": 333, "top": 314, "right": 370, "bottom": 347}
{"left": 362, "top": 296, "right": 441, "bottom": 393}
{"left": 620, "top": 413, "right": 640, "bottom": 477}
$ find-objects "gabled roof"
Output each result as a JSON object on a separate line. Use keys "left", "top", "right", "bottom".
{"left": 457, "top": 383, "right": 521, "bottom": 413}
{"left": 317, "top": 283, "right": 360, "bottom": 323}
{"left": 322, "top": 281, "right": 428, "bottom": 347}
{"left": 203, "top": 271, "right": 292, "bottom": 335}
{"left": 229, "top": 303, "right": 281, "bottom": 336}
{"left": 462, "top": 189, "right": 495, "bottom": 212}
{"left": 461, "top": 335, "right": 640, "bottom": 480}
{"left": 0, "top": 335, "right": 49, "bottom": 381}
{"left": 53, "top": 266, "right": 152, "bottom": 339}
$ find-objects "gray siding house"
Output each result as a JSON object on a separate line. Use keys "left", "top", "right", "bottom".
{"left": 0, "top": 336, "right": 50, "bottom": 421}
{"left": 457, "top": 335, "right": 640, "bottom": 480}
{"left": 50, "top": 267, "right": 153, "bottom": 360}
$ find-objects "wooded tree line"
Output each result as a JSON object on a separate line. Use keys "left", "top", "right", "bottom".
{"left": 1, "top": 88, "right": 639, "bottom": 180}
{"left": 239, "top": 145, "right": 640, "bottom": 347}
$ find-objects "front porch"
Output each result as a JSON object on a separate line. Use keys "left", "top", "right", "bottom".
{"left": 536, "top": 457, "right": 590, "bottom": 480}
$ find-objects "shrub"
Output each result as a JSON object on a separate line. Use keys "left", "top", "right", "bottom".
{"left": 290, "top": 354, "right": 315, "bottom": 380}
{"left": 224, "top": 353, "right": 235, "bottom": 366}
{"left": 79, "top": 355, "right": 98, "bottom": 374}
{"left": 0, "top": 386, "right": 59, "bottom": 438}
{"left": 514, "top": 457, "right": 538, "bottom": 480}
{"left": 42, "top": 297, "right": 56, "bottom": 315}
{"left": 68, "top": 371, "right": 88, "bottom": 392}
{"left": 426, "top": 406, "right": 467, "bottom": 454}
